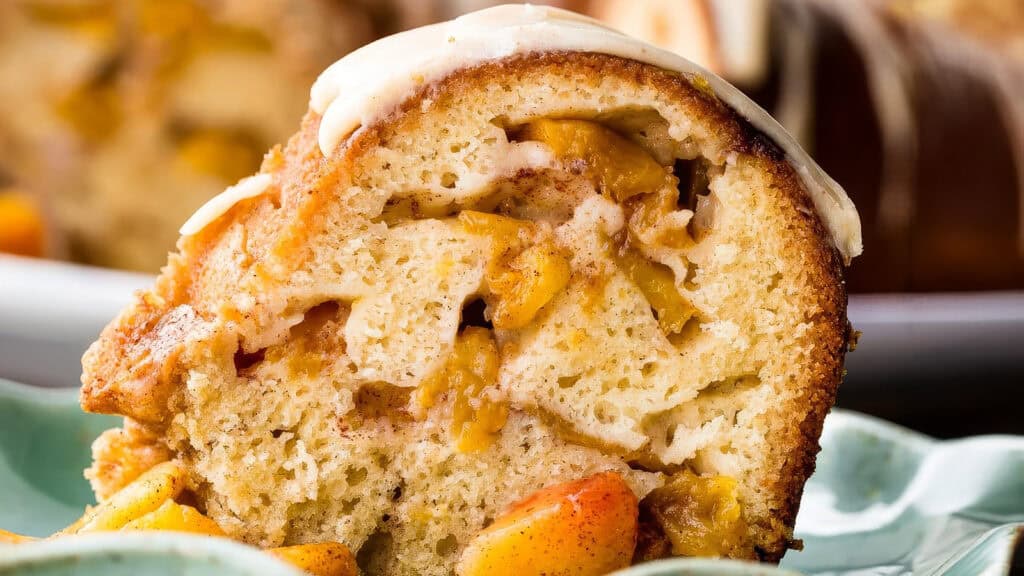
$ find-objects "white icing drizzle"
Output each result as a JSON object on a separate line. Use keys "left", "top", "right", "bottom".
{"left": 312, "top": 4, "right": 862, "bottom": 260}
{"left": 179, "top": 174, "right": 273, "bottom": 236}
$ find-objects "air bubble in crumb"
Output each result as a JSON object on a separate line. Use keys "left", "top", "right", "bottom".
{"left": 435, "top": 534, "right": 458, "bottom": 556}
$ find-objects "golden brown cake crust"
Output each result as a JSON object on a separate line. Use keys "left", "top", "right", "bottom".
{"left": 82, "top": 52, "right": 850, "bottom": 565}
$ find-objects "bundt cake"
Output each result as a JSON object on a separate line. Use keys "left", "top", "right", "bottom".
{"left": 80, "top": 5, "right": 862, "bottom": 575}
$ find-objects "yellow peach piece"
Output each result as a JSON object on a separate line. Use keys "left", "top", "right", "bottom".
{"left": 644, "top": 470, "right": 747, "bottom": 557}
{"left": 457, "top": 472, "right": 639, "bottom": 576}
{"left": 459, "top": 210, "right": 569, "bottom": 329}
{"left": 629, "top": 187, "right": 694, "bottom": 250}
{"left": 73, "top": 461, "right": 187, "bottom": 533}
{"left": 614, "top": 248, "right": 695, "bottom": 334}
{"left": 416, "top": 327, "right": 508, "bottom": 452}
{"left": 458, "top": 210, "right": 534, "bottom": 246}
{"left": 488, "top": 243, "right": 572, "bottom": 330}
{"left": 0, "top": 528, "right": 36, "bottom": 544}
{"left": 519, "top": 119, "right": 669, "bottom": 202}
{"left": 121, "top": 499, "right": 226, "bottom": 536}
{"left": 267, "top": 542, "right": 358, "bottom": 576}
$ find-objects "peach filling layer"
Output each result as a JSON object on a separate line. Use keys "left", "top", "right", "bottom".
{"left": 414, "top": 327, "right": 509, "bottom": 452}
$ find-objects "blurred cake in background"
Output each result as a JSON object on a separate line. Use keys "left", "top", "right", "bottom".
{"left": 584, "top": 0, "right": 721, "bottom": 78}
{"left": 0, "top": 0, "right": 378, "bottom": 270}
{"left": 583, "top": 0, "right": 771, "bottom": 88}
{"left": 397, "top": 0, "right": 772, "bottom": 93}
{"left": 794, "top": 0, "right": 1024, "bottom": 291}
{"left": 888, "top": 0, "right": 1024, "bottom": 60}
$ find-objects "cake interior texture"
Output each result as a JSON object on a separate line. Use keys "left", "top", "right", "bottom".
{"left": 81, "top": 51, "right": 850, "bottom": 575}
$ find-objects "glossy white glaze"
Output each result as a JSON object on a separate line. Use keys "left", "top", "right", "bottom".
{"left": 179, "top": 174, "right": 272, "bottom": 236}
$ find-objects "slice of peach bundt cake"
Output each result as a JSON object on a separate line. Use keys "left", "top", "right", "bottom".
{"left": 80, "top": 5, "right": 861, "bottom": 575}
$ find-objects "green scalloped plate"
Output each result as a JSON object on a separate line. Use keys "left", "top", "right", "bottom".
{"left": 0, "top": 378, "right": 1021, "bottom": 575}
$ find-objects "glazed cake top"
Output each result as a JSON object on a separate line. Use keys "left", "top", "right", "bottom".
{"left": 310, "top": 4, "right": 861, "bottom": 260}
{"left": 183, "top": 4, "right": 861, "bottom": 260}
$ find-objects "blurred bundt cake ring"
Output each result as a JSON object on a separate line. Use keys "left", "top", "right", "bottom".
{"left": 760, "top": 0, "right": 1024, "bottom": 291}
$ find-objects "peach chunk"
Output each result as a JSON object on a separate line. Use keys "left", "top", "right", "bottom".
{"left": 643, "top": 470, "right": 747, "bottom": 557}
{"left": 518, "top": 119, "right": 670, "bottom": 202}
{"left": 487, "top": 243, "right": 571, "bottom": 330}
{"left": 614, "top": 247, "right": 695, "bottom": 334}
{"left": 458, "top": 210, "right": 534, "bottom": 246}
{"left": 458, "top": 210, "right": 571, "bottom": 330}
{"left": 0, "top": 528, "right": 36, "bottom": 544}
{"left": 121, "top": 499, "right": 226, "bottom": 536}
{"left": 267, "top": 542, "right": 358, "bottom": 576}
{"left": 72, "top": 461, "right": 187, "bottom": 533}
{"left": 458, "top": 472, "right": 639, "bottom": 576}
{"left": 415, "top": 327, "right": 508, "bottom": 452}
